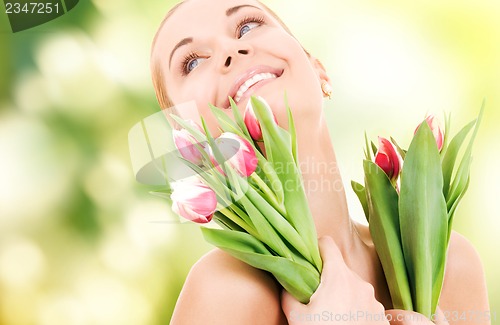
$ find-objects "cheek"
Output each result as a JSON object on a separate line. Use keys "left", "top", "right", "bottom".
{"left": 259, "top": 33, "right": 324, "bottom": 115}
{"left": 173, "top": 97, "right": 221, "bottom": 137}
{"left": 168, "top": 77, "right": 221, "bottom": 135}
{"left": 263, "top": 64, "right": 323, "bottom": 128}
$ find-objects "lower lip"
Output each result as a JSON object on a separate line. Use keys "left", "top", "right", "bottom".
{"left": 236, "top": 78, "right": 277, "bottom": 105}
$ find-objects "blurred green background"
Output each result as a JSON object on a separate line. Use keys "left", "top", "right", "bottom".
{"left": 0, "top": 0, "right": 498, "bottom": 324}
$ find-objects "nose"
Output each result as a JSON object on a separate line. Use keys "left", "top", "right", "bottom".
{"left": 224, "top": 49, "right": 250, "bottom": 67}
{"left": 219, "top": 42, "right": 252, "bottom": 72}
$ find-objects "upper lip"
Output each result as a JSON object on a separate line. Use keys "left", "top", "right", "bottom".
{"left": 222, "top": 65, "right": 283, "bottom": 108}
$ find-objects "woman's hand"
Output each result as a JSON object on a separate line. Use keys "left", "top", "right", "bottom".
{"left": 281, "top": 236, "right": 389, "bottom": 324}
{"left": 385, "top": 307, "right": 449, "bottom": 325}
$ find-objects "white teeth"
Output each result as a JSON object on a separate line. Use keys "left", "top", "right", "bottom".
{"left": 234, "top": 73, "right": 277, "bottom": 103}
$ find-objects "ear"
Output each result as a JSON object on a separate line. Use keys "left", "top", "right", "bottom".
{"left": 310, "top": 56, "right": 331, "bottom": 86}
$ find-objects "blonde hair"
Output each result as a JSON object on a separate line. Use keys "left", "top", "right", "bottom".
{"left": 150, "top": 1, "right": 303, "bottom": 110}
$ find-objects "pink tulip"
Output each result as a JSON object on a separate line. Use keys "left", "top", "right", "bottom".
{"left": 171, "top": 180, "right": 217, "bottom": 223}
{"left": 375, "top": 137, "right": 403, "bottom": 182}
{"left": 415, "top": 115, "right": 444, "bottom": 152}
{"left": 243, "top": 99, "right": 278, "bottom": 141}
{"left": 208, "top": 132, "right": 258, "bottom": 177}
{"left": 173, "top": 121, "right": 205, "bottom": 165}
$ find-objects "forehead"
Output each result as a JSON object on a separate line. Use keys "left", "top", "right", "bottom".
{"left": 168, "top": 0, "right": 263, "bottom": 27}
{"left": 153, "top": 0, "right": 265, "bottom": 59}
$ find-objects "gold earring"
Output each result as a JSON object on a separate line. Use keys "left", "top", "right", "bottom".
{"left": 321, "top": 82, "right": 332, "bottom": 99}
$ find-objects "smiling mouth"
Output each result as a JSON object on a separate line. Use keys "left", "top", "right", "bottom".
{"left": 234, "top": 72, "right": 278, "bottom": 103}
{"left": 225, "top": 66, "right": 284, "bottom": 108}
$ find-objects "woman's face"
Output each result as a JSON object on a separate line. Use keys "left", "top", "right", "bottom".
{"left": 152, "top": 0, "right": 327, "bottom": 134}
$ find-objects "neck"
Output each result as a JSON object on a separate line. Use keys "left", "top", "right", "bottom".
{"left": 296, "top": 116, "right": 392, "bottom": 305}
{"left": 295, "top": 115, "right": 355, "bottom": 251}
{"left": 294, "top": 111, "right": 392, "bottom": 307}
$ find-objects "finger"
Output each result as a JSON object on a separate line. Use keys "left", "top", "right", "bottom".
{"left": 318, "top": 236, "right": 345, "bottom": 270}
{"left": 385, "top": 309, "right": 404, "bottom": 325}
{"left": 281, "top": 289, "right": 304, "bottom": 316}
{"left": 432, "top": 307, "right": 450, "bottom": 325}
{"left": 385, "top": 309, "right": 422, "bottom": 325}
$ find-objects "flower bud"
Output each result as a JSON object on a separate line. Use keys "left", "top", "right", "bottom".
{"left": 208, "top": 132, "right": 258, "bottom": 177}
{"left": 375, "top": 137, "right": 403, "bottom": 182}
{"left": 173, "top": 120, "right": 205, "bottom": 165}
{"left": 244, "top": 98, "right": 278, "bottom": 141}
{"left": 171, "top": 180, "right": 217, "bottom": 223}
{"left": 415, "top": 115, "right": 444, "bottom": 152}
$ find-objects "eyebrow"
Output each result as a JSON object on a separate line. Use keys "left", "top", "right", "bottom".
{"left": 168, "top": 5, "right": 262, "bottom": 70}
{"left": 169, "top": 37, "right": 193, "bottom": 69}
{"left": 226, "top": 4, "right": 261, "bottom": 16}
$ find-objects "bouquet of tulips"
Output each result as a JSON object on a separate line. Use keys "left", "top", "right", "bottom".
{"left": 351, "top": 106, "right": 483, "bottom": 317}
{"left": 165, "top": 96, "right": 322, "bottom": 303}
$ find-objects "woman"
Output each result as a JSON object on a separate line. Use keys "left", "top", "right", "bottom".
{"left": 150, "top": 0, "right": 490, "bottom": 324}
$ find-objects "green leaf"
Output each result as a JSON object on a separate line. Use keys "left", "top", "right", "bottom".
{"left": 214, "top": 211, "right": 245, "bottom": 231}
{"left": 371, "top": 141, "right": 378, "bottom": 157}
{"left": 390, "top": 137, "right": 407, "bottom": 160}
{"left": 256, "top": 151, "right": 285, "bottom": 205}
{"left": 201, "top": 117, "right": 230, "bottom": 181}
{"left": 446, "top": 102, "right": 484, "bottom": 212}
{"left": 170, "top": 114, "right": 207, "bottom": 143}
{"left": 446, "top": 155, "right": 472, "bottom": 212}
{"left": 399, "top": 122, "right": 448, "bottom": 317}
{"left": 202, "top": 227, "right": 320, "bottom": 304}
{"left": 351, "top": 181, "right": 369, "bottom": 222}
{"left": 285, "top": 94, "right": 299, "bottom": 163}
{"left": 201, "top": 227, "right": 270, "bottom": 255}
{"left": 363, "top": 160, "right": 413, "bottom": 310}
{"left": 250, "top": 96, "right": 291, "bottom": 166}
{"left": 447, "top": 176, "right": 470, "bottom": 241}
{"left": 210, "top": 101, "right": 287, "bottom": 207}
{"left": 210, "top": 104, "right": 243, "bottom": 135}
{"left": 216, "top": 206, "right": 260, "bottom": 238}
{"left": 439, "top": 112, "right": 452, "bottom": 158}
{"left": 251, "top": 96, "right": 322, "bottom": 270}
{"left": 229, "top": 170, "right": 292, "bottom": 260}
{"left": 249, "top": 173, "right": 285, "bottom": 215}
{"left": 244, "top": 183, "right": 314, "bottom": 266}
{"left": 229, "top": 97, "right": 253, "bottom": 141}
{"left": 441, "top": 120, "right": 475, "bottom": 198}
{"left": 364, "top": 132, "right": 373, "bottom": 161}
{"left": 149, "top": 190, "right": 172, "bottom": 200}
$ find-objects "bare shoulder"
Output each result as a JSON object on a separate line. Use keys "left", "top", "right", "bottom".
{"left": 440, "top": 231, "right": 490, "bottom": 322}
{"left": 170, "top": 248, "right": 288, "bottom": 325}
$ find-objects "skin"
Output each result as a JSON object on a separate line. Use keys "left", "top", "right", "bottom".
{"left": 151, "top": 0, "right": 490, "bottom": 324}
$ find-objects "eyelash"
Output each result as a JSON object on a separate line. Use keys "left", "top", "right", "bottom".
{"left": 236, "top": 15, "right": 265, "bottom": 38}
{"left": 179, "top": 15, "right": 266, "bottom": 76}
{"left": 180, "top": 51, "right": 200, "bottom": 76}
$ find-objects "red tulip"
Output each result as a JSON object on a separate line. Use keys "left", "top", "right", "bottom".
{"left": 171, "top": 180, "right": 217, "bottom": 223}
{"left": 415, "top": 115, "right": 444, "bottom": 152}
{"left": 208, "top": 132, "right": 258, "bottom": 177}
{"left": 243, "top": 99, "right": 277, "bottom": 141}
{"left": 375, "top": 137, "right": 403, "bottom": 182}
{"left": 173, "top": 120, "right": 205, "bottom": 165}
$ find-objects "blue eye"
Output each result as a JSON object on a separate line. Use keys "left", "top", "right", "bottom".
{"left": 239, "top": 23, "right": 254, "bottom": 37}
{"left": 181, "top": 53, "right": 206, "bottom": 75}
{"left": 237, "top": 16, "right": 265, "bottom": 38}
{"left": 187, "top": 58, "right": 200, "bottom": 72}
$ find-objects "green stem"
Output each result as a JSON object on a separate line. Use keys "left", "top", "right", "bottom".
{"left": 250, "top": 173, "right": 286, "bottom": 215}
{"left": 216, "top": 204, "right": 261, "bottom": 240}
